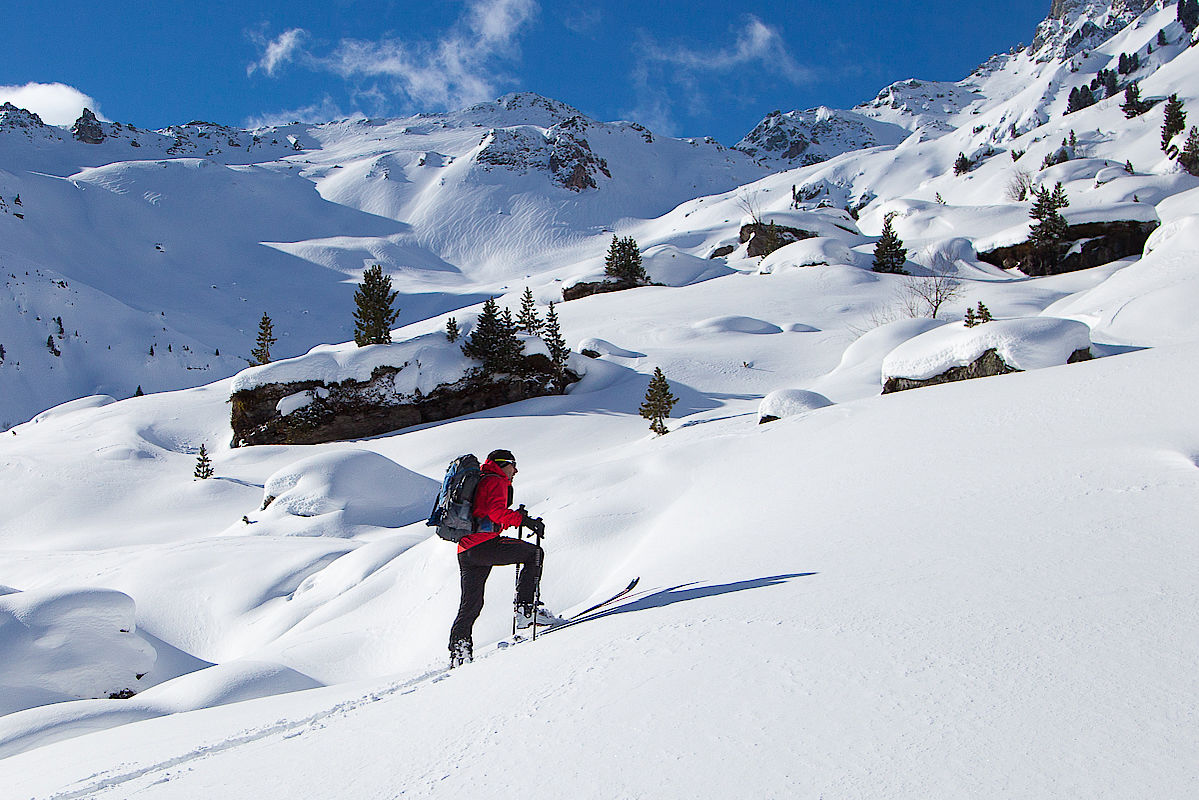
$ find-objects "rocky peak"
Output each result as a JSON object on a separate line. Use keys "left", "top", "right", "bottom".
{"left": 71, "top": 108, "right": 106, "bottom": 144}
{"left": 734, "top": 107, "right": 907, "bottom": 166}
{"left": 0, "top": 102, "right": 47, "bottom": 129}
{"left": 1030, "top": 0, "right": 1150, "bottom": 60}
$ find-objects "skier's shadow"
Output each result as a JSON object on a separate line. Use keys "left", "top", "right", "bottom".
{"left": 556, "top": 573, "right": 816, "bottom": 631}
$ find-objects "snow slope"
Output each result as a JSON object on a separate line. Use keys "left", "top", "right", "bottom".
{"left": 1, "top": 1, "right": 1198, "bottom": 796}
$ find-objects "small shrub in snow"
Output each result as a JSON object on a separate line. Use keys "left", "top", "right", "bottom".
{"left": 46, "top": 335, "right": 60, "bottom": 357}
{"left": 953, "top": 153, "right": 972, "bottom": 175}
{"left": 194, "top": 444, "right": 214, "bottom": 480}
{"left": 640, "top": 367, "right": 677, "bottom": 436}
{"left": 1005, "top": 169, "right": 1035, "bottom": 202}
{"left": 872, "top": 212, "right": 908, "bottom": 274}
{"left": 352, "top": 264, "right": 399, "bottom": 347}
{"left": 250, "top": 312, "right": 275, "bottom": 366}
{"left": 1124, "top": 159, "right": 1135, "bottom": 174}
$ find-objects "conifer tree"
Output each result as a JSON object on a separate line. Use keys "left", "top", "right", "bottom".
{"left": 1180, "top": 127, "right": 1199, "bottom": 176}
{"left": 975, "top": 301, "right": 993, "bottom": 323}
{"left": 1124, "top": 159, "right": 1135, "bottom": 174}
{"left": 640, "top": 367, "right": 678, "bottom": 436}
{"left": 953, "top": 152, "right": 972, "bottom": 175}
{"left": 604, "top": 235, "right": 648, "bottom": 285}
{"left": 964, "top": 307, "right": 978, "bottom": 328}
{"left": 1161, "top": 94, "right": 1186, "bottom": 152}
{"left": 46, "top": 335, "right": 60, "bottom": 357}
{"left": 498, "top": 307, "right": 525, "bottom": 373}
{"left": 1122, "top": 83, "right": 1146, "bottom": 118}
{"left": 250, "top": 312, "right": 276, "bottom": 365}
{"left": 1179, "top": 0, "right": 1199, "bottom": 33}
{"left": 1027, "top": 182, "right": 1071, "bottom": 273}
{"left": 517, "top": 287, "right": 542, "bottom": 334}
{"left": 543, "top": 302, "right": 571, "bottom": 387}
{"left": 1157, "top": 29, "right": 1168, "bottom": 47}
{"left": 872, "top": 212, "right": 908, "bottom": 274}
{"left": 134, "top": 385, "right": 144, "bottom": 397}
{"left": 193, "top": 444, "right": 214, "bottom": 480}
{"left": 445, "top": 316, "right": 460, "bottom": 343}
{"left": 352, "top": 264, "right": 399, "bottom": 346}
{"left": 461, "top": 298, "right": 524, "bottom": 375}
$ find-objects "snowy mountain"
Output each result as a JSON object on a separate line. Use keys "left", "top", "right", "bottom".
{"left": 1, "top": 1, "right": 1198, "bottom": 797}
{"left": 733, "top": 106, "right": 908, "bottom": 167}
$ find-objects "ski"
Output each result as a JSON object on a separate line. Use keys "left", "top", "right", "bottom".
{"left": 567, "top": 577, "right": 640, "bottom": 621}
{"left": 497, "top": 577, "right": 641, "bottom": 649}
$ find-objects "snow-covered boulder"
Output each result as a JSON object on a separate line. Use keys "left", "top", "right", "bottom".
{"left": 881, "top": 317, "right": 1092, "bottom": 394}
{"left": 757, "top": 389, "right": 833, "bottom": 424}
{"left": 230, "top": 331, "right": 579, "bottom": 447}
{"left": 258, "top": 450, "right": 438, "bottom": 537}
{"left": 758, "top": 237, "right": 858, "bottom": 273}
{"left": 0, "top": 588, "right": 156, "bottom": 716}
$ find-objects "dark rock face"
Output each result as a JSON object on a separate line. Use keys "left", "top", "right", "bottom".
{"left": 0, "top": 102, "right": 47, "bottom": 130}
{"left": 977, "top": 219, "right": 1159, "bottom": 276}
{"left": 230, "top": 357, "right": 578, "bottom": 447}
{"left": 709, "top": 244, "right": 736, "bottom": 259}
{"left": 475, "top": 117, "right": 611, "bottom": 192}
{"left": 882, "top": 347, "right": 1092, "bottom": 394}
{"left": 71, "top": 108, "right": 106, "bottom": 144}
{"left": 739, "top": 222, "right": 817, "bottom": 258}
{"left": 562, "top": 278, "right": 643, "bottom": 302}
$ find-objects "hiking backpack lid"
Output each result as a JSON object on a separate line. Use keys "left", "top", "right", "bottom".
{"left": 427, "top": 454, "right": 482, "bottom": 542}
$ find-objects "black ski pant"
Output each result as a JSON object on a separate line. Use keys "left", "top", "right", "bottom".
{"left": 449, "top": 536, "right": 543, "bottom": 650}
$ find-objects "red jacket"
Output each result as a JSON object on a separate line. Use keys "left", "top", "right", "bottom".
{"left": 458, "top": 459, "right": 524, "bottom": 552}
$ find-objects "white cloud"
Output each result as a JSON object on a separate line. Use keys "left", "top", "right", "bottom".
{"left": 248, "top": 28, "right": 309, "bottom": 77}
{"left": 628, "top": 16, "right": 812, "bottom": 137}
{"left": 322, "top": 0, "right": 538, "bottom": 111}
{"left": 0, "top": 83, "right": 105, "bottom": 126}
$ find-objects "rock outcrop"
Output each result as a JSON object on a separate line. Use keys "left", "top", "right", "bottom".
{"left": 882, "top": 347, "right": 1092, "bottom": 394}
{"left": 475, "top": 116, "right": 611, "bottom": 192}
{"left": 977, "top": 219, "right": 1159, "bottom": 275}
{"left": 231, "top": 355, "right": 578, "bottom": 447}
{"left": 71, "top": 108, "right": 105, "bottom": 144}
{"left": 739, "top": 222, "right": 817, "bottom": 258}
{"left": 562, "top": 278, "right": 645, "bottom": 302}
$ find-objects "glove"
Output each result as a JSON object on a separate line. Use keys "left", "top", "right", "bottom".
{"left": 522, "top": 512, "right": 546, "bottom": 537}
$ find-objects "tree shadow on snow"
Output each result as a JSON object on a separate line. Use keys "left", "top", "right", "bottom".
{"left": 553, "top": 573, "right": 816, "bottom": 632}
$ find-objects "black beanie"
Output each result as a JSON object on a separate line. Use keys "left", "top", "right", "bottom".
{"left": 487, "top": 449, "right": 516, "bottom": 464}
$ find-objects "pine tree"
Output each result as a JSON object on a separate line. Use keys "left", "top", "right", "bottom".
{"left": 352, "top": 264, "right": 399, "bottom": 346}
{"left": 872, "top": 212, "right": 908, "bottom": 274}
{"left": 250, "top": 312, "right": 276, "bottom": 365}
{"left": 1122, "top": 83, "right": 1146, "bottom": 118}
{"left": 964, "top": 307, "right": 978, "bottom": 328}
{"left": 445, "top": 316, "right": 460, "bottom": 343}
{"left": 603, "top": 235, "right": 648, "bottom": 285}
{"left": 1124, "top": 159, "right": 1135, "bottom": 174}
{"left": 543, "top": 302, "right": 571, "bottom": 387}
{"left": 46, "top": 335, "right": 60, "bottom": 357}
{"left": 639, "top": 367, "right": 678, "bottom": 436}
{"left": 1179, "top": 0, "right": 1199, "bottom": 33}
{"left": 1027, "top": 182, "right": 1071, "bottom": 273}
{"left": 1180, "top": 127, "right": 1199, "bottom": 176}
{"left": 953, "top": 152, "right": 972, "bottom": 175}
{"left": 134, "top": 385, "right": 144, "bottom": 397}
{"left": 461, "top": 298, "right": 524, "bottom": 375}
{"left": 193, "top": 444, "right": 214, "bottom": 480}
{"left": 1161, "top": 94, "right": 1186, "bottom": 152}
{"left": 517, "top": 287, "right": 541, "bottom": 334}
{"left": 976, "top": 301, "right": 993, "bottom": 323}
{"left": 1157, "top": 29, "right": 1168, "bottom": 47}
{"left": 1067, "top": 86, "right": 1095, "bottom": 114}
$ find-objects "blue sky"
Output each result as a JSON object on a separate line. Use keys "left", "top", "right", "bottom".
{"left": 3, "top": 0, "right": 1051, "bottom": 144}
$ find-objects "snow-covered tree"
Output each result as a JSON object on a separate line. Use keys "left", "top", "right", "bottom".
{"left": 872, "top": 212, "right": 908, "bottom": 274}
{"left": 640, "top": 367, "right": 678, "bottom": 436}
{"left": 46, "top": 336, "right": 60, "bottom": 357}
{"left": 953, "top": 152, "right": 972, "bottom": 175}
{"left": 517, "top": 287, "right": 542, "bottom": 334}
{"left": 250, "top": 313, "right": 276, "bottom": 366}
{"left": 193, "top": 444, "right": 214, "bottom": 480}
{"left": 352, "top": 264, "right": 399, "bottom": 347}
{"left": 1161, "top": 94, "right": 1186, "bottom": 153}
{"left": 604, "top": 235, "right": 648, "bottom": 285}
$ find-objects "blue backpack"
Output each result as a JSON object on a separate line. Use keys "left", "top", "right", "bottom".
{"left": 427, "top": 454, "right": 482, "bottom": 542}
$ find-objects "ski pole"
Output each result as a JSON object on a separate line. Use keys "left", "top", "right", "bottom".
{"left": 531, "top": 524, "right": 544, "bottom": 641}
{"left": 514, "top": 504, "right": 525, "bottom": 637}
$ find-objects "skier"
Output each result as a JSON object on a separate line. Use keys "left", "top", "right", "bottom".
{"left": 449, "top": 449, "right": 562, "bottom": 666}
